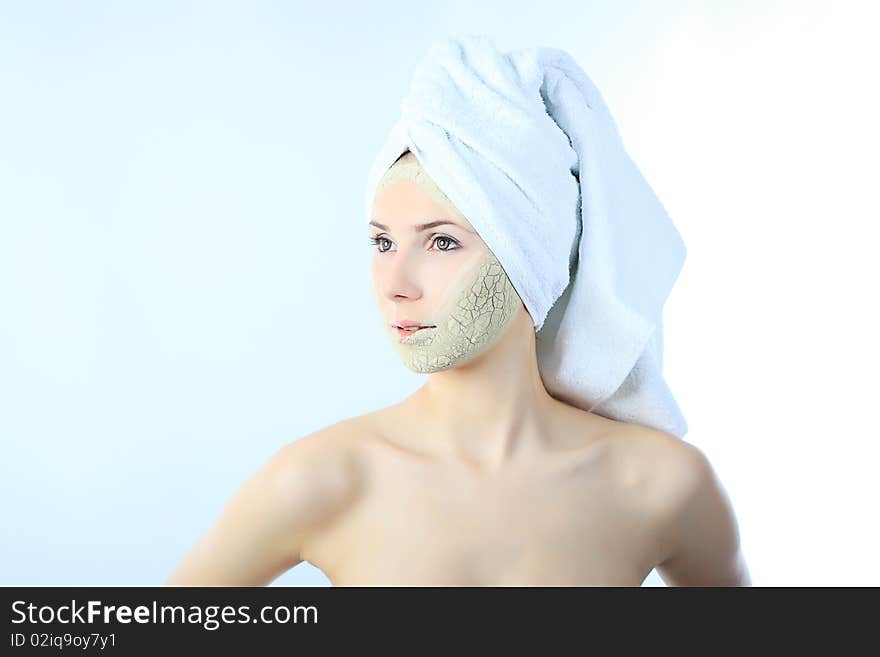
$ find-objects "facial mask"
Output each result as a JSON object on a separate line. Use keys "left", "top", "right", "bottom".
{"left": 388, "top": 248, "right": 521, "bottom": 373}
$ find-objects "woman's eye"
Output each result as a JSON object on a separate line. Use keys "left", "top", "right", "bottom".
{"left": 368, "top": 236, "right": 392, "bottom": 252}
{"left": 432, "top": 235, "right": 460, "bottom": 251}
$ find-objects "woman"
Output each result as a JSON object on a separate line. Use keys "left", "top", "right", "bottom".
{"left": 166, "top": 150, "right": 749, "bottom": 586}
{"left": 166, "top": 35, "right": 750, "bottom": 586}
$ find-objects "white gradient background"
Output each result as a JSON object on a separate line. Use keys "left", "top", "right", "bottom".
{"left": 1, "top": 1, "right": 876, "bottom": 586}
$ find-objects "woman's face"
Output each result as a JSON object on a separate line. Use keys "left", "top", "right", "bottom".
{"left": 369, "top": 171, "right": 522, "bottom": 373}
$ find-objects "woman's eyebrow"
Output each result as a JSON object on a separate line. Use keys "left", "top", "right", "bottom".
{"left": 369, "top": 219, "right": 472, "bottom": 233}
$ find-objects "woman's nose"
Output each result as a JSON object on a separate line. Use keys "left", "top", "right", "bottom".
{"left": 379, "top": 252, "right": 424, "bottom": 301}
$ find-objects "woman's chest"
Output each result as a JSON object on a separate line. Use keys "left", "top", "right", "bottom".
{"left": 304, "top": 453, "right": 658, "bottom": 586}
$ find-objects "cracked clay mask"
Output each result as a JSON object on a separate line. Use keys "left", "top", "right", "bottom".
{"left": 373, "top": 153, "right": 523, "bottom": 374}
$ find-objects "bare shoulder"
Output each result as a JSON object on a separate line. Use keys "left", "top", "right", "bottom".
{"left": 607, "top": 424, "right": 750, "bottom": 585}
{"left": 269, "top": 416, "right": 370, "bottom": 526}
{"left": 600, "top": 423, "right": 716, "bottom": 525}
{"left": 612, "top": 425, "right": 708, "bottom": 498}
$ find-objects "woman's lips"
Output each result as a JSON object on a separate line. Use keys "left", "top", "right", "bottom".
{"left": 393, "top": 325, "right": 436, "bottom": 339}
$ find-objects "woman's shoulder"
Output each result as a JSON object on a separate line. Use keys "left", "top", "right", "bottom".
{"left": 601, "top": 420, "right": 709, "bottom": 516}
{"left": 264, "top": 416, "right": 375, "bottom": 520}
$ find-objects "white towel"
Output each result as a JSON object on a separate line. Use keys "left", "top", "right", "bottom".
{"left": 363, "top": 34, "right": 689, "bottom": 438}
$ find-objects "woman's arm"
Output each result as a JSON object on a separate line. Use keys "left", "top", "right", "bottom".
{"left": 654, "top": 442, "right": 751, "bottom": 587}
{"left": 165, "top": 425, "right": 359, "bottom": 586}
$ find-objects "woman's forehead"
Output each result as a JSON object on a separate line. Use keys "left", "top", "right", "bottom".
{"left": 373, "top": 165, "right": 477, "bottom": 235}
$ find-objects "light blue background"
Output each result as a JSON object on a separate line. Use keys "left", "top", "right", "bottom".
{"left": 2, "top": 1, "right": 877, "bottom": 586}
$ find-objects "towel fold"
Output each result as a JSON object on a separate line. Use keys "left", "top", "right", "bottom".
{"left": 363, "top": 34, "right": 689, "bottom": 437}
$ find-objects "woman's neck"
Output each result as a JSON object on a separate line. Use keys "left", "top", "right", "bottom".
{"left": 409, "top": 312, "right": 560, "bottom": 472}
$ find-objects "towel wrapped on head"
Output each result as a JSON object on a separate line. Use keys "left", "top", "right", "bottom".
{"left": 364, "top": 34, "right": 689, "bottom": 438}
